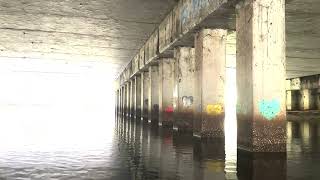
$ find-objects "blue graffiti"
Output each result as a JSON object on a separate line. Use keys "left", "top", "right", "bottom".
{"left": 180, "top": 0, "right": 209, "bottom": 25}
{"left": 258, "top": 99, "right": 281, "bottom": 121}
{"left": 192, "top": 0, "right": 209, "bottom": 13}
{"left": 180, "top": 5, "right": 189, "bottom": 25}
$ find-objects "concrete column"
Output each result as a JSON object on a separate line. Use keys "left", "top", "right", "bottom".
{"left": 120, "top": 86, "right": 123, "bottom": 116}
{"left": 130, "top": 79, "right": 135, "bottom": 117}
{"left": 286, "top": 90, "right": 292, "bottom": 111}
{"left": 135, "top": 75, "right": 142, "bottom": 119}
{"left": 123, "top": 85, "right": 127, "bottom": 116}
{"left": 142, "top": 71, "right": 150, "bottom": 120}
{"left": 116, "top": 89, "right": 120, "bottom": 115}
{"left": 126, "top": 82, "right": 131, "bottom": 117}
{"left": 316, "top": 89, "right": 320, "bottom": 110}
{"left": 194, "top": 29, "right": 227, "bottom": 138}
{"left": 173, "top": 47, "right": 196, "bottom": 132}
{"left": 159, "top": 58, "right": 175, "bottom": 127}
{"left": 148, "top": 65, "right": 159, "bottom": 124}
{"left": 236, "top": 0, "right": 286, "bottom": 152}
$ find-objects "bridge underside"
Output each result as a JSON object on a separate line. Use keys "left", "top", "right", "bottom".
{"left": 0, "top": 0, "right": 319, "bottom": 153}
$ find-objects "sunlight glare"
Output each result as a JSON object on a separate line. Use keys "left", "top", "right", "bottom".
{"left": 0, "top": 58, "right": 116, "bottom": 152}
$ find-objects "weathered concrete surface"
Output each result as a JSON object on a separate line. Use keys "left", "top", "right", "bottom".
{"left": 159, "top": 58, "right": 175, "bottom": 127}
{"left": 148, "top": 65, "right": 159, "bottom": 124}
{"left": 0, "top": 0, "right": 177, "bottom": 77}
{"left": 134, "top": 75, "right": 142, "bottom": 118}
{"left": 236, "top": 0, "right": 286, "bottom": 152}
{"left": 286, "top": 0, "right": 320, "bottom": 78}
{"left": 194, "top": 29, "right": 227, "bottom": 138}
{"left": 173, "top": 47, "right": 196, "bottom": 132}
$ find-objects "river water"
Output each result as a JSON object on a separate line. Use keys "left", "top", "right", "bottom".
{"left": 0, "top": 116, "right": 319, "bottom": 180}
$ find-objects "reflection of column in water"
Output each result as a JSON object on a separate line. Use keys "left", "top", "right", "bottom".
{"left": 173, "top": 133, "right": 194, "bottom": 180}
{"left": 135, "top": 121, "right": 145, "bottom": 179}
{"left": 193, "top": 139, "right": 226, "bottom": 180}
{"left": 126, "top": 118, "right": 130, "bottom": 143}
{"left": 301, "top": 121, "right": 310, "bottom": 139}
{"left": 318, "top": 123, "right": 320, "bottom": 137}
{"left": 130, "top": 120, "right": 135, "bottom": 145}
{"left": 287, "top": 121, "right": 292, "bottom": 140}
{"left": 159, "top": 128, "right": 177, "bottom": 179}
{"left": 148, "top": 126, "right": 161, "bottom": 178}
{"left": 237, "top": 152, "right": 286, "bottom": 180}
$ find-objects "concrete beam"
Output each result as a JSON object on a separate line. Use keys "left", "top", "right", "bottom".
{"left": 194, "top": 29, "right": 227, "bottom": 138}
{"left": 236, "top": 0, "right": 286, "bottom": 152}
{"left": 173, "top": 47, "right": 196, "bottom": 132}
{"left": 159, "top": 58, "right": 175, "bottom": 127}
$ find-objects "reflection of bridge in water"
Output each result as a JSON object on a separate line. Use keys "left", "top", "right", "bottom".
{"left": 116, "top": 115, "right": 320, "bottom": 180}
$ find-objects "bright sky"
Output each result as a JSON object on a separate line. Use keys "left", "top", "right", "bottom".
{"left": 0, "top": 58, "right": 117, "bottom": 152}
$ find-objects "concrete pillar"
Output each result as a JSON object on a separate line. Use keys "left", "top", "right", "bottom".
{"left": 142, "top": 71, "right": 150, "bottom": 120}
{"left": 286, "top": 90, "right": 292, "bottom": 111}
{"left": 236, "top": 0, "right": 286, "bottom": 152}
{"left": 173, "top": 47, "right": 196, "bottom": 132}
{"left": 120, "top": 86, "right": 123, "bottom": 116}
{"left": 126, "top": 82, "right": 131, "bottom": 117}
{"left": 123, "top": 85, "right": 127, "bottom": 116}
{"left": 130, "top": 79, "right": 135, "bottom": 117}
{"left": 134, "top": 75, "right": 142, "bottom": 119}
{"left": 194, "top": 29, "right": 227, "bottom": 138}
{"left": 117, "top": 89, "right": 120, "bottom": 116}
{"left": 148, "top": 65, "right": 159, "bottom": 124}
{"left": 159, "top": 58, "right": 175, "bottom": 127}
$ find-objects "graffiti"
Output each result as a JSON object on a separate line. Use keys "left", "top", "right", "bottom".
{"left": 180, "top": 4, "right": 189, "bottom": 25}
{"left": 165, "top": 106, "right": 174, "bottom": 113}
{"left": 192, "top": 0, "right": 209, "bottom": 13}
{"left": 182, "top": 96, "right": 193, "bottom": 107}
{"left": 206, "top": 104, "right": 223, "bottom": 115}
{"left": 258, "top": 99, "right": 281, "bottom": 121}
{"left": 180, "top": 0, "right": 210, "bottom": 25}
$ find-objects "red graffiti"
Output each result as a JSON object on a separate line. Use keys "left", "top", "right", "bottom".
{"left": 165, "top": 106, "right": 174, "bottom": 113}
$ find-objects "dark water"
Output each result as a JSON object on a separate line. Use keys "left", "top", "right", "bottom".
{"left": 0, "top": 116, "right": 320, "bottom": 180}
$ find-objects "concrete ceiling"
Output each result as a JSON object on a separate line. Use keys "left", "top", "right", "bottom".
{"left": 0, "top": 0, "right": 318, "bottom": 79}
{"left": 0, "top": 0, "right": 177, "bottom": 77}
{"left": 286, "top": 0, "right": 320, "bottom": 78}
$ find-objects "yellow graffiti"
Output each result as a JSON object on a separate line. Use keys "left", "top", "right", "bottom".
{"left": 206, "top": 104, "right": 223, "bottom": 115}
